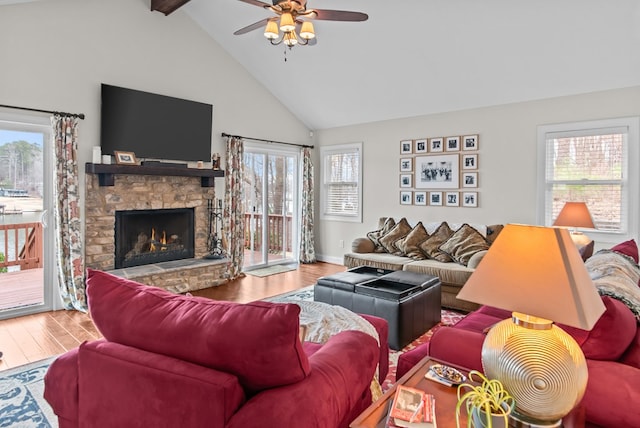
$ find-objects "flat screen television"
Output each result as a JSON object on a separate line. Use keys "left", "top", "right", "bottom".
{"left": 100, "top": 84, "right": 213, "bottom": 163}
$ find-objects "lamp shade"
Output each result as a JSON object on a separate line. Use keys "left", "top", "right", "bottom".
{"left": 283, "top": 31, "right": 298, "bottom": 46}
{"left": 457, "top": 224, "right": 605, "bottom": 330}
{"left": 279, "top": 12, "right": 295, "bottom": 32}
{"left": 264, "top": 20, "right": 279, "bottom": 39}
{"left": 299, "top": 21, "right": 315, "bottom": 40}
{"left": 553, "top": 202, "right": 595, "bottom": 229}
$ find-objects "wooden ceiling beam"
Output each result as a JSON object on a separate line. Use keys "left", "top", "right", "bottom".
{"left": 151, "top": 0, "right": 191, "bottom": 16}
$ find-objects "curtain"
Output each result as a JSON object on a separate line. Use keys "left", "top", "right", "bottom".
{"left": 224, "top": 136, "right": 246, "bottom": 279}
{"left": 299, "top": 148, "right": 316, "bottom": 263}
{"left": 52, "top": 115, "right": 87, "bottom": 311}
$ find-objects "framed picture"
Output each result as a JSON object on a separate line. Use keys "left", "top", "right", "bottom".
{"left": 462, "top": 192, "right": 478, "bottom": 207}
{"left": 462, "top": 172, "right": 478, "bottom": 188}
{"left": 429, "top": 191, "right": 443, "bottom": 206}
{"left": 446, "top": 191, "right": 459, "bottom": 207}
{"left": 400, "top": 140, "right": 413, "bottom": 154}
{"left": 415, "top": 139, "right": 428, "bottom": 154}
{"left": 114, "top": 151, "right": 137, "bottom": 165}
{"left": 414, "top": 191, "right": 427, "bottom": 206}
{"left": 400, "top": 174, "right": 413, "bottom": 188}
{"left": 445, "top": 136, "right": 460, "bottom": 152}
{"left": 429, "top": 138, "right": 444, "bottom": 153}
{"left": 462, "top": 134, "right": 479, "bottom": 151}
{"left": 400, "top": 157, "right": 413, "bottom": 172}
{"left": 462, "top": 153, "right": 478, "bottom": 170}
{"left": 400, "top": 191, "right": 413, "bottom": 205}
{"left": 414, "top": 154, "right": 459, "bottom": 189}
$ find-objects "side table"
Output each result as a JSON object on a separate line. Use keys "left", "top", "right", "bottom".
{"left": 350, "top": 356, "right": 586, "bottom": 428}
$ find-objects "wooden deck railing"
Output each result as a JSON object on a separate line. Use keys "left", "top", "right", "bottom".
{"left": 0, "top": 222, "right": 43, "bottom": 270}
{"left": 244, "top": 214, "right": 293, "bottom": 253}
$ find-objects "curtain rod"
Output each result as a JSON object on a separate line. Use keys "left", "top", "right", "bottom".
{"left": 221, "top": 132, "right": 313, "bottom": 149}
{"left": 0, "top": 104, "right": 85, "bottom": 120}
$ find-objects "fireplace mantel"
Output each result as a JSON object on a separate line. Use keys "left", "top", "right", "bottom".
{"left": 85, "top": 163, "right": 224, "bottom": 187}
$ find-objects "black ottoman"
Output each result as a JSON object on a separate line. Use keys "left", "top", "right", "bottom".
{"left": 314, "top": 269, "right": 441, "bottom": 350}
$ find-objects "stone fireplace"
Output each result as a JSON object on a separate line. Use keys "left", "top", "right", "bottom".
{"left": 84, "top": 164, "right": 227, "bottom": 293}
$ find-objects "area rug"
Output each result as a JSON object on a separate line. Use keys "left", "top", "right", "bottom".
{"left": 0, "top": 357, "right": 57, "bottom": 427}
{"left": 265, "top": 285, "right": 465, "bottom": 391}
{"left": 245, "top": 264, "right": 297, "bottom": 277}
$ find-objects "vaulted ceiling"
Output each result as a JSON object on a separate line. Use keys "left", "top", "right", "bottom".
{"left": 8, "top": 0, "right": 640, "bottom": 131}
{"left": 180, "top": 0, "right": 640, "bottom": 131}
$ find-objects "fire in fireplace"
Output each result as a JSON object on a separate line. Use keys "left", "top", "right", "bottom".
{"left": 115, "top": 208, "right": 195, "bottom": 269}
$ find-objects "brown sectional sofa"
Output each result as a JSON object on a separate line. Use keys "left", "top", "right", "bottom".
{"left": 343, "top": 217, "right": 503, "bottom": 312}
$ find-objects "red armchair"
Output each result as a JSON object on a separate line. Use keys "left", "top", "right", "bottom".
{"left": 44, "top": 270, "right": 389, "bottom": 428}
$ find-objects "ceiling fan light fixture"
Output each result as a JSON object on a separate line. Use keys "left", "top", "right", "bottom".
{"left": 299, "top": 21, "right": 315, "bottom": 39}
{"left": 264, "top": 20, "right": 279, "bottom": 39}
{"left": 279, "top": 13, "right": 296, "bottom": 32}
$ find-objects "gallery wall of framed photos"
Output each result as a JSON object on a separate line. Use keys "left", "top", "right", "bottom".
{"left": 399, "top": 134, "right": 479, "bottom": 208}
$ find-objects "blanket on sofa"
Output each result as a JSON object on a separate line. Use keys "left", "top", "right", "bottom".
{"left": 586, "top": 250, "right": 640, "bottom": 321}
{"left": 292, "top": 300, "right": 383, "bottom": 401}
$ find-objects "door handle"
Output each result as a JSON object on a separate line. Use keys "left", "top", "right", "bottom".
{"left": 40, "top": 209, "right": 48, "bottom": 229}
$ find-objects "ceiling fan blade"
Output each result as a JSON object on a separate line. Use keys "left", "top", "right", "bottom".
{"left": 233, "top": 18, "right": 271, "bottom": 35}
{"left": 312, "top": 9, "right": 368, "bottom": 22}
{"left": 237, "top": 0, "right": 272, "bottom": 9}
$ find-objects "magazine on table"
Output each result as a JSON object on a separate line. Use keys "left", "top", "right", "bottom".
{"left": 386, "top": 385, "right": 436, "bottom": 427}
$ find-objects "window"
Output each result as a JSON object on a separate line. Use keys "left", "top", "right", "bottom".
{"left": 320, "top": 143, "right": 362, "bottom": 222}
{"left": 537, "top": 117, "right": 639, "bottom": 242}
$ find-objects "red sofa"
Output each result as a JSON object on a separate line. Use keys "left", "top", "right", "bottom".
{"left": 397, "top": 296, "right": 640, "bottom": 427}
{"left": 44, "top": 270, "right": 389, "bottom": 428}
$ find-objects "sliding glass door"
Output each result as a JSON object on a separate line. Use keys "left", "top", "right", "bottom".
{"left": 0, "top": 114, "right": 55, "bottom": 319}
{"left": 243, "top": 144, "right": 299, "bottom": 269}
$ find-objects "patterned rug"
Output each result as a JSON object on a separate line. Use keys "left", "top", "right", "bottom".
{"left": 265, "top": 285, "right": 465, "bottom": 390}
{"left": 0, "top": 357, "right": 57, "bottom": 427}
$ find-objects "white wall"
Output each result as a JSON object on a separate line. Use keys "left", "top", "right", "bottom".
{"left": 315, "top": 86, "right": 640, "bottom": 263}
{"left": 0, "top": 0, "right": 311, "bottom": 185}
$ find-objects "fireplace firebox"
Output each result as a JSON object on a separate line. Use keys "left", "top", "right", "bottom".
{"left": 115, "top": 208, "right": 195, "bottom": 269}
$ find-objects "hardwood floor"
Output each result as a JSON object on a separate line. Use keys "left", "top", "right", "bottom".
{"left": 0, "top": 261, "right": 345, "bottom": 371}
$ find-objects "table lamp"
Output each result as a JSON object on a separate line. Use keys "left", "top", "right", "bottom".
{"left": 552, "top": 202, "right": 595, "bottom": 247}
{"left": 457, "top": 224, "right": 605, "bottom": 427}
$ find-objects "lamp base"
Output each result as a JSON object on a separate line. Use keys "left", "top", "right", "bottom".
{"left": 509, "top": 412, "right": 561, "bottom": 428}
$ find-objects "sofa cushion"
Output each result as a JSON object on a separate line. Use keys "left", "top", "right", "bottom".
{"left": 403, "top": 259, "right": 473, "bottom": 287}
{"left": 395, "top": 222, "right": 429, "bottom": 260}
{"left": 379, "top": 218, "right": 412, "bottom": 255}
{"left": 439, "top": 224, "right": 490, "bottom": 266}
{"left": 86, "top": 269, "right": 311, "bottom": 393}
{"left": 367, "top": 217, "right": 396, "bottom": 253}
{"left": 344, "top": 252, "right": 413, "bottom": 271}
{"left": 418, "top": 222, "right": 454, "bottom": 262}
{"left": 611, "top": 239, "right": 639, "bottom": 264}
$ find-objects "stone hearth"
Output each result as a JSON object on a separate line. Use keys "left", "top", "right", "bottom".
{"left": 84, "top": 165, "right": 228, "bottom": 292}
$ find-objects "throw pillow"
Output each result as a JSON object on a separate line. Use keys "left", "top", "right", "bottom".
{"left": 418, "top": 222, "right": 454, "bottom": 262}
{"left": 485, "top": 224, "right": 504, "bottom": 244}
{"left": 86, "top": 269, "right": 310, "bottom": 393}
{"left": 579, "top": 240, "right": 595, "bottom": 261}
{"left": 439, "top": 224, "right": 490, "bottom": 266}
{"left": 395, "top": 222, "right": 430, "bottom": 260}
{"left": 367, "top": 217, "right": 396, "bottom": 253}
{"left": 611, "top": 239, "right": 639, "bottom": 264}
{"left": 379, "top": 218, "right": 413, "bottom": 255}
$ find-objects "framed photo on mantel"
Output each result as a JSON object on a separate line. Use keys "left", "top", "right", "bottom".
{"left": 114, "top": 151, "right": 137, "bottom": 165}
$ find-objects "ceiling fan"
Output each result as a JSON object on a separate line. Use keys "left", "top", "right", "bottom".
{"left": 233, "top": 0, "right": 368, "bottom": 48}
